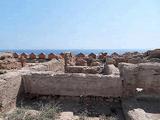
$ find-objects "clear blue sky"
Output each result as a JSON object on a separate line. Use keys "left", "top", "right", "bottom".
{"left": 0, "top": 0, "right": 160, "bottom": 49}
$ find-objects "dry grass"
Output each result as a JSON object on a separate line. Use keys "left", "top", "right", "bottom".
{"left": 99, "top": 115, "right": 118, "bottom": 120}
{"left": 2, "top": 97, "right": 123, "bottom": 120}
{"left": 3, "top": 102, "right": 60, "bottom": 120}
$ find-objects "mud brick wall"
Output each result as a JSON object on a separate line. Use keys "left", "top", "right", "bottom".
{"left": 22, "top": 72, "right": 122, "bottom": 97}
{"left": 119, "top": 63, "right": 160, "bottom": 97}
{"left": 0, "top": 72, "right": 22, "bottom": 112}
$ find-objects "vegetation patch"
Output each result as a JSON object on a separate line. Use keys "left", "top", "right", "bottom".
{"left": 2, "top": 102, "right": 60, "bottom": 120}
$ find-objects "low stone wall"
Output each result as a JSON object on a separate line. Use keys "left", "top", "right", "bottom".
{"left": 1, "top": 62, "right": 160, "bottom": 112}
{"left": 22, "top": 72, "right": 122, "bottom": 97}
{"left": 24, "top": 59, "right": 64, "bottom": 73}
{"left": 66, "top": 66, "right": 103, "bottom": 74}
{"left": 0, "top": 72, "right": 22, "bottom": 112}
{"left": 119, "top": 62, "right": 160, "bottom": 97}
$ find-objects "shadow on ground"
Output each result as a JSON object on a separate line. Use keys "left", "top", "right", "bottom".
{"left": 16, "top": 95, "right": 125, "bottom": 120}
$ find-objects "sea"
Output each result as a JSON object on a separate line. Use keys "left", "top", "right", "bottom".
{"left": 0, "top": 49, "right": 147, "bottom": 55}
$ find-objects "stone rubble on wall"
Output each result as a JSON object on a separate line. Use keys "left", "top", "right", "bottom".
{"left": 23, "top": 59, "right": 65, "bottom": 73}
{"left": 104, "top": 64, "right": 119, "bottom": 75}
{"left": 0, "top": 52, "right": 21, "bottom": 70}
{"left": 66, "top": 66, "right": 103, "bottom": 74}
{"left": 75, "top": 58, "right": 87, "bottom": 66}
{"left": 147, "top": 49, "right": 160, "bottom": 59}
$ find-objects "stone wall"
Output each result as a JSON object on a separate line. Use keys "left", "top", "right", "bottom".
{"left": 119, "top": 62, "right": 160, "bottom": 97}
{"left": 25, "top": 59, "right": 64, "bottom": 73}
{"left": 66, "top": 66, "right": 103, "bottom": 74}
{"left": 0, "top": 72, "right": 22, "bottom": 112}
{"left": 22, "top": 72, "right": 122, "bottom": 97}
{"left": 1, "top": 62, "right": 160, "bottom": 112}
{"left": 0, "top": 52, "right": 21, "bottom": 70}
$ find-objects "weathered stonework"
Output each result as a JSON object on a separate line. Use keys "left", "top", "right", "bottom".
{"left": 1, "top": 61, "right": 160, "bottom": 114}
{"left": 0, "top": 72, "right": 22, "bottom": 112}
{"left": 119, "top": 62, "right": 160, "bottom": 97}
{"left": 22, "top": 72, "right": 122, "bottom": 97}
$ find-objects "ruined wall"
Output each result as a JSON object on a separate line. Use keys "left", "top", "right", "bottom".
{"left": 66, "top": 66, "right": 103, "bottom": 74}
{"left": 0, "top": 72, "right": 22, "bottom": 112}
{"left": 22, "top": 72, "right": 122, "bottom": 97}
{"left": 1, "top": 62, "right": 160, "bottom": 112}
{"left": 119, "top": 63, "right": 160, "bottom": 97}
{"left": 103, "top": 64, "right": 120, "bottom": 75}
{"left": 26, "top": 59, "right": 64, "bottom": 73}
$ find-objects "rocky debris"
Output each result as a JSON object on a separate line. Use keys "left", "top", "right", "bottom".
{"left": 147, "top": 58, "right": 160, "bottom": 63}
{"left": 66, "top": 66, "right": 103, "bottom": 74}
{"left": 106, "top": 57, "right": 116, "bottom": 65}
{"left": 0, "top": 52, "right": 21, "bottom": 70}
{"left": 91, "top": 61, "right": 101, "bottom": 66}
{"left": 122, "top": 97, "right": 160, "bottom": 120}
{"left": 64, "top": 52, "right": 75, "bottom": 66}
{"left": 24, "top": 59, "right": 64, "bottom": 73}
{"left": 146, "top": 49, "right": 160, "bottom": 59}
{"left": 122, "top": 52, "right": 133, "bottom": 59}
{"left": 84, "top": 57, "right": 94, "bottom": 66}
{"left": 59, "top": 112, "right": 78, "bottom": 120}
{"left": 132, "top": 53, "right": 144, "bottom": 58}
{"left": 109, "top": 52, "right": 144, "bottom": 66}
{"left": 143, "top": 50, "right": 152, "bottom": 57}
{"left": 104, "top": 64, "right": 119, "bottom": 75}
{"left": 23, "top": 110, "right": 40, "bottom": 119}
{"left": 0, "top": 70, "right": 7, "bottom": 75}
{"left": 113, "top": 57, "right": 126, "bottom": 67}
{"left": 75, "top": 58, "right": 87, "bottom": 66}
{"left": 122, "top": 52, "right": 142, "bottom": 59}
{"left": 122, "top": 98, "right": 149, "bottom": 120}
{"left": 83, "top": 66, "right": 103, "bottom": 74}
{"left": 0, "top": 52, "right": 13, "bottom": 60}
{"left": 128, "top": 57, "right": 144, "bottom": 64}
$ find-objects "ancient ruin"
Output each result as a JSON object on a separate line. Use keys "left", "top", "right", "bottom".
{"left": 0, "top": 49, "right": 160, "bottom": 120}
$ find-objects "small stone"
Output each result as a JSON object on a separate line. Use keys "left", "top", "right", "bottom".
{"left": 23, "top": 110, "right": 40, "bottom": 120}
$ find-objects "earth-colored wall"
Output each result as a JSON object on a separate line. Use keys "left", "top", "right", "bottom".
{"left": 66, "top": 66, "right": 103, "bottom": 74}
{"left": 22, "top": 72, "right": 122, "bottom": 97}
{"left": 24, "top": 59, "right": 65, "bottom": 73}
{"left": 119, "top": 62, "right": 160, "bottom": 97}
{"left": 1, "top": 62, "right": 160, "bottom": 112}
{"left": 0, "top": 72, "right": 22, "bottom": 112}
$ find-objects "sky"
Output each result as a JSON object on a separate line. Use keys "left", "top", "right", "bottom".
{"left": 0, "top": 0, "right": 160, "bottom": 50}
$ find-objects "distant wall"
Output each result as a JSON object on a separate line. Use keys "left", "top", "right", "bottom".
{"left": 22, "top": 72, "right": 122, "bottom": 97}
{"left": 119, "top": 63, "right": 160, "bottom": 97}
{"left": 26, "top": 59, "right": 65, "bottom": 73}
{"left": 66, "top": 66, "right": 103, "bottom": 74}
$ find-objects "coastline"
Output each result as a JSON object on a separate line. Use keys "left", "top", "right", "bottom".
{"left": 0, "top": 49, "right": 147, "bottom": 55}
